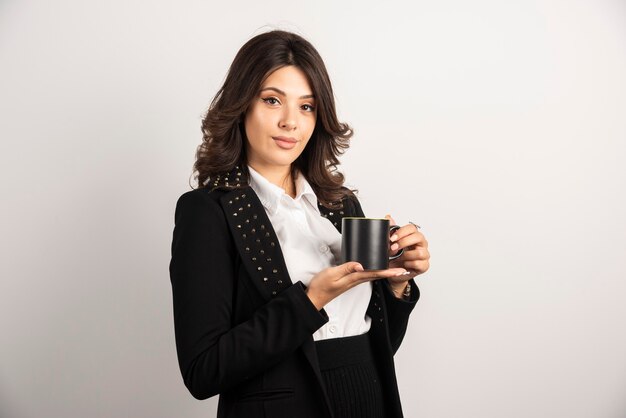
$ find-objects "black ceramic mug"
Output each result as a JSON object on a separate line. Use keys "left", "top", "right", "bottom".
{"left": 341, "top": 217, "right": 404, "bottom": 271}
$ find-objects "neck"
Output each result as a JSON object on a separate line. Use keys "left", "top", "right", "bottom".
{"left": 249, "top": 162, "right": 296, "bottom": 198}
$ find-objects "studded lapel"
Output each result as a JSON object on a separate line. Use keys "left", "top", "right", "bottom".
{"left": 316, "top": 202, "right": 347, "bottom": 233}
{"left": 219, "top": 187, "right": 293, "bottom": 301}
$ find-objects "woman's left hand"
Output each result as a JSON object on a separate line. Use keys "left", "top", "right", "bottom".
{"left": 385, "top": 214, "right": 430, "bottom": 292}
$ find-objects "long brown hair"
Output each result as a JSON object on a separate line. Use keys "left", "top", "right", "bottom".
{"left": 193, "top": 30, "right": 357, "bottom": 208}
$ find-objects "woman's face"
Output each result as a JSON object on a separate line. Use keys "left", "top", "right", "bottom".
{"left": 244, "top": 65, "right": 317, "bottom": 170}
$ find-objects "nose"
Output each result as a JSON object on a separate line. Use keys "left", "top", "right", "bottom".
{"left": 278, "top": 106, "right": 297, "bottom": 130}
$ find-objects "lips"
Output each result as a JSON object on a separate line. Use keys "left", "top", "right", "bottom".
{"left": 272, "top": 136, "right": 297, "bottom": 143}
{"left": 273, "top": 136, "right": 298, "bottom": 150}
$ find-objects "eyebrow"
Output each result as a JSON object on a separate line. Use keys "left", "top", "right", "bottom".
{"left": 259, "top": 87, "right": 315, "bottom": 100}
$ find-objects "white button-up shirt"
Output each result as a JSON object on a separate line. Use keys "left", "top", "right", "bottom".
{"left": 247, "top": 165, "right": 372, "bottom": 341}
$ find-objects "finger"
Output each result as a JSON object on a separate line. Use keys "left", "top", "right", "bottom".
{"left": 401, "top": 256, "right": 430, "bottom": 273}
{"left": 393, "top": 232, "right": 428, "bottom": 250}
{"left": 418, "top": 247, "right": 430, "bottom": 260}
{"left": 393, "top": 233, "right": 427, "bottom": 252}
{"left": 401, "top": 246, "right": 430, "bottom": 261}
{"left": 391, "top": 224, "right": 425, "bottom": 243}
{"left": 349, "top": 268, "right": 407, "bottom": 283}
{"left": 387, "top": 272, "right": 418, "bottom": 284}
{"left": 338, "top": 261, "right": 364, "bottom": 274}
{"left": 390, "top": 232, "right": 422, "bottom": 253}
{"left": 378, "top": 267, "right": 409, "bottom": 277}
{"left": 385, "top": 214, "right": 394, "bottom": 225}
{"left": 407, "top": 259, "right": 430, "bottom": 275}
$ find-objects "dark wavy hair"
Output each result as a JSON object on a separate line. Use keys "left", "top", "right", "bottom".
{"left": 193, "top": 30, "right": 357, "bottom": 208}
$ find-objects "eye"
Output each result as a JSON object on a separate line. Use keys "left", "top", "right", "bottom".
{"left": 261, "top": 97, "right": 280, "bottom": 106}
{"left": 301, "top": 104, "right": 316, "bottom": 112}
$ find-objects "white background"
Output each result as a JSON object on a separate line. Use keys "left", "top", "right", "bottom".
{"left": 1, "top": 0, "right": 625, "bottom": 417}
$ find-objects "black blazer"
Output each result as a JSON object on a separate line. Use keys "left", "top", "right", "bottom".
{"left": 169, "top": 168, "right": 419, "bottom": 418}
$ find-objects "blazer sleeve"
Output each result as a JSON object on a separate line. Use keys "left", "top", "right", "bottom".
{"left": 381, "top": 278, "right": 419, "bottom": 354}
{"left": 347, "top": 193, "right": 419, "bottom": 354}
{"left": 169, "top": 190, "right": 328, "bottom": 400}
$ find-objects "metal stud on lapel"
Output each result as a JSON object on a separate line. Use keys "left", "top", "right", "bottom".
{"left": 208, "top": 165, "right": 249, "bottom": 192}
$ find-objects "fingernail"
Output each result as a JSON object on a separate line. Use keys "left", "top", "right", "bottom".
{"left": 355, "top": 264, "right": 364, "bottom": 272}
{"left": 391, "top": 243, "right": 399, "bottom": 250}
{"left": 390, "top": 234, "right": 398, "bottom": 242}
{"left": 395, "top": 269, "right": 408, "bottom": 276}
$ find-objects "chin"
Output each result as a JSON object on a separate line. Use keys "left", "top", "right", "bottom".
{"left": 271, "top": 153, "right": 302, "bottom": 166}
{"left": 275, "top": 158, "right": 298, "bottom": 167}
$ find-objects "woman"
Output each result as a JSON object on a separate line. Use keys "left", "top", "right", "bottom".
{"left": 169, "top": 30, "right": 430, "bottom": 418}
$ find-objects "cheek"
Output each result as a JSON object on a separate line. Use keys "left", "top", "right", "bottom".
{"left": 244, "top": 113, "right": 264, "bottom": 142}
{"left": 247, "top": 109, "right": 274, "bottom": 136}
{"left": 306, "top": 118, "right": 317, "bottom": 138}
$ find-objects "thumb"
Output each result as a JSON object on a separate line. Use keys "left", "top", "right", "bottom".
{"left": 385, "top": 214, "right": 397, "bottom": 226}
{"left": 341, "top": 261, "right": 364, "bottom": 274}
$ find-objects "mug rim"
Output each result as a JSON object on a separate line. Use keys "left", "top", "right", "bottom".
{"left": 342, "top": 217, "right": 389, "bottom": 220}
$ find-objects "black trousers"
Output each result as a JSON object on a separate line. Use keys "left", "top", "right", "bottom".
{"left": 314, "top": 332, "right": 386, "bottom": 418}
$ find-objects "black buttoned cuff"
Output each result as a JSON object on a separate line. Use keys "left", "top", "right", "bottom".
{"left": 289, "top": 281, "right": 330, "bottom": 332}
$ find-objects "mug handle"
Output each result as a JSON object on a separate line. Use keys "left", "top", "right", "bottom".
{"left": 388, "top": 224, "right": 404, "bottom": 260}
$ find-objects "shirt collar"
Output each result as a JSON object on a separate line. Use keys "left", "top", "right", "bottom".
{"left": 247, "top": 165, "right": 319, "bottom": 215}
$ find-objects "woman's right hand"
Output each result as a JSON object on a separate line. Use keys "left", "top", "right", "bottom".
{"left": 305, "top": 262, "right": 408, "bottom": 310}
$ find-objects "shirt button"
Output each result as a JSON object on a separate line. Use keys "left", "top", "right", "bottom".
{"left": 319, "top": 245, "right": 329, "bottom": 253}
{"left": 329, "top": 325, "right": 337, "bottom": 334}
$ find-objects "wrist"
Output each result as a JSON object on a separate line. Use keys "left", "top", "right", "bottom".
{"left": 389, "top": 281, "right": 410, "bottom": 299}
{"left": 305, "top": 287, "right": 325, "bottom": 311}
